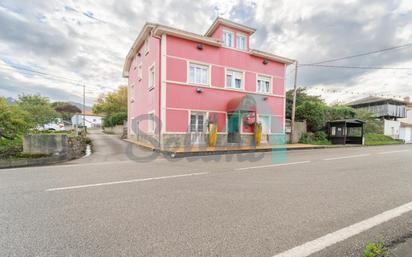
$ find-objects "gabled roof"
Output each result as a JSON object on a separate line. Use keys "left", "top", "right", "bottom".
{"left": 204, "top": 17, "right": 256, "bottom": 36}
{"left": 347, "top": 96, "right": 408, "bottom": 106}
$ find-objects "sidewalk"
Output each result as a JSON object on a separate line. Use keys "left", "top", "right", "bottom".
{"left": 388, "top": 237, "right": 412, "bottom": 256}
{"left": 124, "top": 139, "right": 361, "bottom": 157}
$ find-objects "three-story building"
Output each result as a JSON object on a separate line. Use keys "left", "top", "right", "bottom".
{"left": 123, "top": 17, "right": 294, "bottom": 149}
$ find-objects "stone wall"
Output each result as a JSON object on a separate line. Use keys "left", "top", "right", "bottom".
{"left": 285, "top": 120, "right": 307, "bottom": 143}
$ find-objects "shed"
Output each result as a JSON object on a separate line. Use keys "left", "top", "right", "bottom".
{"left": 327, "top": 119, "right": 365, "bottom": 145}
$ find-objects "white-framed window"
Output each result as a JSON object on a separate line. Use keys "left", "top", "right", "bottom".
{"left": 225, "top": 69, "right": 243, "bottom": 90}
{"left": 258, "top": 115, "right": 271, "bottom": 134}
{"left": 137, "top": 63, "right": 142, "bottom": 81}
{"left": 222, "top": 30, "right": 234, "bottom": 48}
{"left": 257, "top": 75, "right": 272, "bottom": 94}
{"left": 236, "top": 34, "right": 246, "bottom": 50}
{"left": 147, "top": 112, "right": 155, "bottom": 133}
{"left": 188, "top": 62, "right": 209, "bottom": 85}
{"left": 143, "top": 38, "right": 149, "bottom": 55}
{"left": 148, "top": 64, "right": 155, "bottom": 90}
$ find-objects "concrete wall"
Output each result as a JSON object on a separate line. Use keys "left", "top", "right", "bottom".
{"left": 384, "top": 120, "right": 400, "bottom": 139}
{"left": 23, "top": 134, "right": 87, "bottom": 159}
{"left": 285, "top": 120, "right": 307, "bottom": 143}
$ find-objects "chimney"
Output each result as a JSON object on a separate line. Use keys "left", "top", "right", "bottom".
{"left": 404, "top": 96, "right": 411, "bottom": 103}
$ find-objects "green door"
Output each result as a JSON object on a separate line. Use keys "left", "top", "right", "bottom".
{"left": 227, "top": 112, "right": 240, "bottom": 143}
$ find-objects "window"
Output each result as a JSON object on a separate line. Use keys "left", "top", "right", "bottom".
{"left": 190, "top": 113, "right": 205, "bottom": 132}
{"left": 236, "top": 34, "right": 246, "bottom": 50}
{"left": 148, "top": 64, "right": 155, "bottom": 90}
{"left": 148, "top": 112, "right": 155, "bottom": 133}
{"left": 137, "top": 63, "right": 142, "bottom": 81}
{"left": 189, "top": 63, "right": 209, "bottom": 85}
{"left": 222, "top": 30, "right": 234, "bottom": 48}
{"left": 257, "top": 75, "right": 271, "bottom": 94}
{"left": 226, "top": 70, "right": 243, "bottom": 89}
{"left": 143, "top": 38, "right": 149, "bottom": 55}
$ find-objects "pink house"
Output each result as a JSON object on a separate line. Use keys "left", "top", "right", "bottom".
{"left": 123, "top": 17, "right": 294, "bottom": 149}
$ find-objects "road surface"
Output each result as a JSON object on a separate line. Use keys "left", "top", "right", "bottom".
{"left": 1, "top": 130, "right": 412, "bottom": 257}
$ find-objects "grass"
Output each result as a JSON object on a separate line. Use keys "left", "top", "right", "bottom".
{"left": 364, "top": 133, "right": 404, "bottom": 146}
{"left": 362, "top": 242, "right": 386, "bottom": 257}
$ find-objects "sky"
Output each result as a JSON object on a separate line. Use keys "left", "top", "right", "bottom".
{"left": 0, "top": 0, "right": 411, "bottom": 105}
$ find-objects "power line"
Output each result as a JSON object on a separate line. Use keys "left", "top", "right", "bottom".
{"left": 302, "top": 43, "right": 412, "bottom": 65}
{"left": 299, "top": 64, "right": 412, "bottom": 70}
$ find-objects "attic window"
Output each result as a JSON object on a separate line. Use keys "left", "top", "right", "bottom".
{"left": 222, "top": 30, "right": 234, "bottom": 48}
{"left": 236, "top": 34, "right": 246, "bottom": 50}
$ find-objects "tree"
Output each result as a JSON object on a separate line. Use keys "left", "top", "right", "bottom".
{"left": 354, "top": 109, "right": 384, "bottom": 134}
{"left": 0, "top": 98, "right": 29, "bottom": 139}
{"left": 103, "top": 112, "right": 127, "bottom": 127}
{"left": 93, "top": 86, "right": 127, "bottom": 116}
{"left": 51, "top": 102, "right": 81, "bottom": 122}
{"left": 16, "top": 94, "right": 59, "bottom": 128}
{"left": 326, "top": 105, "right": 356, "bottom": 121}
{"left": 296, "top": 101, "right": 326, "bottom": 132}
{"left": 286, "top": 88, "right": 323, "bottom": 119}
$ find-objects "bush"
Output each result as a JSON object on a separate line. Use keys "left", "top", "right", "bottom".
{"left": 299, "top": 131, "right": 331, "bottom": 145}
{"left": 0, "top": 137, "right": 23, "bottom": 159}
{"left": 365, "top": 133, "right": 404, "bottom": 145}
{"left": 296, "top": 101, "right": 326, "bottom": 132}
{"left": 103, "top": 112, "right": 127, "bottom": 128}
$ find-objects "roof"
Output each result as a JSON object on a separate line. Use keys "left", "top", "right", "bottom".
{"left": 123, "top": 20, "right": 294, "bottom": 77}
{"left": 347, "top": 96, "right": 408, "bottom": 107}
{"left": 204, "top": 17, "right": 256, "bottom": 36}
{"left": 327, "top": 119, "right": 365, "bottom": 124}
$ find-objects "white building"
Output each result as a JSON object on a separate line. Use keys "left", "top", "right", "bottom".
{"left": 400, "top": 100, "right": 412, "bottom": 143}
{"left": 71, "top": 112, "right": 102, "bottom": 128}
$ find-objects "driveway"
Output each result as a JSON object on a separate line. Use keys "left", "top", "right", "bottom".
{"left": 1, "top": 136, "right": 412, "bottom": 257}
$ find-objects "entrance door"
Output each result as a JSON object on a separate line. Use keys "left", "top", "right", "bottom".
{"left": 190, "top": 112, "right": 206, "bottom": 145}
{"left": 259, "top": 115, "right": 270, "bottom": 144}
{"left": 227, "top": 112, "right": 240, "bottom": 143}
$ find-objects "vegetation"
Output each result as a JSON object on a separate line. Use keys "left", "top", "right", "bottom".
{"left": 93, "top": 86, "right": 127, "bottom": 116}
{"left": 365, "top": 134, "right": 403, "bottom": 146}
{"left": 286, "top": 88, "right": 323, "bottom": 119}
{"left": 362, "top": 242, "right": 386, "bottom": 257}
{"left": 51, "top": 102, "right": 81, "bottom": 122}
{"left": 0, "top": 97, "right": 29, "bottom": 140}
{"left": 355, "top": 109, "right": 384, "bottom": 134}
{"left": 296, "top": 101, "right": 326, "bottom": 132}
{"left": 299, "top": 131, "right": 331, "bottom": 145}
{"left": 16, "top": 94, "right": 59, "bottom": 128}
{"left": 0, "top": 137, "right": 23, "bottom": 159}
{"left": 326, "top": 104, "right": 356, "bottom": 121}
{"left": 103, "top": 112, "right": 127, "bottom": 127}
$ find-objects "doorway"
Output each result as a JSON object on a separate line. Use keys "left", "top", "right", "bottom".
{"left": 227, "top": 112, "right": 240, "bottom": 144}
{"left": 190, "top": 112, "right": 206, "bottom": 145}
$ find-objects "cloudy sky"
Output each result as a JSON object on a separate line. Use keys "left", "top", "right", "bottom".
{"left": 0, "top": 0, "right": 411, "bottom": 105}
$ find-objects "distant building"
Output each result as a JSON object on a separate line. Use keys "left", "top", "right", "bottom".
{"left": 71, "top": 112, "right": 102, "bottom": 128}
{"left": 348, "top": 96, "right": 412, "bottom": 142}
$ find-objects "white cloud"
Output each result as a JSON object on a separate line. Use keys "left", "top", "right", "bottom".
{"left": 0, "top": 0, "right": 411, "bottom": 105}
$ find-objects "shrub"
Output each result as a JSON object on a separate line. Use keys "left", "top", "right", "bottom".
{"left": 299, "top": 131, "right": 331, "bottom": 145}
{"left": 362, "top": 242, "right": 386, "bottom": 257}
{"left": 0, "top": 137, "right": 23, "bottom": 159}
{"left": 103, "top": 112, "right": 127, "bottom": 127}
{"left": 296, "top": 101, "right": 326, "bottom": 132}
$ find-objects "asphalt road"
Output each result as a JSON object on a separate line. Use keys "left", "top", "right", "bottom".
{"left": 1, "top": 130, "right": 412, "bottom": 257}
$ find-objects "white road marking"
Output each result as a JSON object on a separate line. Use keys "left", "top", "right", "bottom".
{"left": 377, "top": 150, "right": 409, "bottom": 155}
{"left": 272, "top": 201, "right": 412, "bottom": 257}
{"left": 235, "top": 161, "right": 311, "bottom": 171}
{"left": 323, "top": 154, "right": 371, "bottom": 161}
{"left": 46, "top": 172, "right": 209, "bottom": 192}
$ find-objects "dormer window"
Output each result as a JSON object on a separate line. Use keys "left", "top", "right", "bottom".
{"left": 222, "top": 30, "right": 234, "bottom": 48}
{"left": 236, "top": 33, "right": 246, "bottom": 50}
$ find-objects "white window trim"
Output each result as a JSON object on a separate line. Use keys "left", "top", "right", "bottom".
{"left": 222, "top": 29, "right": 235, "bottom": 48}
{"left": 256, "top": 74, "right": 273, "bottom": 94}
{"left": 188, "top": 111, "right": 208, "bottom": 133}
{"left": 224, "top": 68, "right": 245, "bottom": 91}
{"left": 147, "top": 111, "right": 155, "bottom": 134}
{"left": 187, "top": 61, "right": 211, "bottom": 86}
{"left": 144, "top": 38, "right": 149, "bottom": 55}
{"left": 236, "top": 32, "right": 247, "bottom": 50}
{"left": 148, "top": 63, "right": 155, "bottom": 90}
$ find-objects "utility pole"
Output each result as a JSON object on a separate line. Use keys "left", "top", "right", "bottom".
{"left": 290, "top": 61, "right": 298, "bottom": 143}
{"left": 82, "top": 82, "right": 86, "bottom": 127}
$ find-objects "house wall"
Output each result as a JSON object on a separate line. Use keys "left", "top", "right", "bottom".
{"left": 71, "top": 115, "right": 102, "bottom": 128}
{"left": 384, "top": 119, "right": 400, "bottom": 139}
{"left": 127, "top": 35, "right": 161, "bottom": 139}
{"left": 164, "top": 35, "right": 286, "bottom": 144}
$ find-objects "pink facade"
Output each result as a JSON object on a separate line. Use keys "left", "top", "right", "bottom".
{"left": 124, "top": 18, "right": 294, "bottom": 148}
